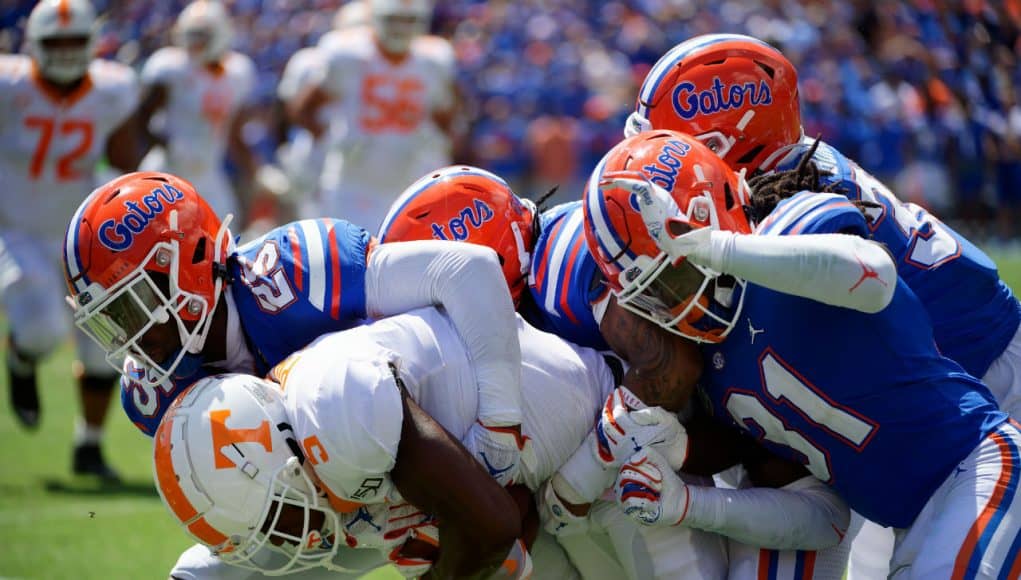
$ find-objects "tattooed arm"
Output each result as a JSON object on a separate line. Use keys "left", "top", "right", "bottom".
{"left": 599, "top": 295, "right": 702, "bottom": 411}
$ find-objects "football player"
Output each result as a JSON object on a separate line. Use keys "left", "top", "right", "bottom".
{"left": 62, "top": 171, "right": 530, "bottom": 490}
{"left": 0, "top": 0, "right": 141, "bottom": 479}
{"left": 587, "top": 130, "right": 1021, "bottom": 579}
{"left": 274, "top": 2, "right": 369, "bottom": 220}
{"left": 155, "top": 305, "right": 849, "bottom": 579}
{"left": 291, "top": 0, "right": 460, "bottom": 232}
{"left": 627, "top": 33, "right": 1021, "bottom": 419}
{"left": 625, "top": 33, "right": 1021, "bottom": 578}
{"left": 135, "top": 1, "right": 258, "bottom": 224}
{"left": 377, "top": 166, "right": 855, "bottom": 579}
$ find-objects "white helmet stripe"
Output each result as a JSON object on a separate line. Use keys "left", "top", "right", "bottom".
{"left": 64, "top": 189, "right": 101, "bottom": 293}
{"left": 585, "top": 153, "right": 637, "bottom": 270}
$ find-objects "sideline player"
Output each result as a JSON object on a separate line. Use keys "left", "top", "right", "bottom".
{"left": 1, "top": 0, "right": 140, "bottom": 479}
{"left": 587, "top": 130, "right": 1020, "bottom": 579}
{"left": 136, "top": 1, "right": 258, "bottom": 224}
{"left": 292, "top": 0, "right": 460, "bottom": 231}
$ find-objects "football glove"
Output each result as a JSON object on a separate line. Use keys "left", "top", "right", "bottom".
{"left": 594, "top": 387, "right": 688, "bottom": 471}
{"left": 342, "top": 501, "right": 439, "bottom": 578}
{"left": 598, "top": 172, "right": 714, "bottom": 265}
{"left": 463, "top": 420, "right": 536, "bottom": 486}
{"left": 615, "top": 447, "right": 690, "bottom": 527}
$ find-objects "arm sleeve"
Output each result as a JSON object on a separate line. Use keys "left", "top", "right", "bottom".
{"left": 681, "top": 475, "right": 850, "bottom": 550}
{"left": 694, "top": 230, "right": 896, "bottom": 314}
{"left": 364, "top": 241, "right": 523, "bottom": 426}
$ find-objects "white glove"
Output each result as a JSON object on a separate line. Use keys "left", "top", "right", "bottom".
{"left": 463, "top": 420, "right": 536, "bottom": 486}
{"left": 598, "top": 171, "right": 714, "bottom": 265}
{"left": 624, "top": 111, "right": 652, "bottom": 138}
{"left": 537, "top": 474, "right": 591, "bottom": 537}
{"left": 342, "top": 502, "right": 439, "bottom": 578}
{"left": 594, "top": 387, "right": 689, "bottom": 471}
{"left": 616, "top": 447, "right": 690, "bottom": 527}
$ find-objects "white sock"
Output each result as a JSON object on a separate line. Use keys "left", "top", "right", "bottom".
{"left": 75, "top": 419, "right": 104, "bottom": 446}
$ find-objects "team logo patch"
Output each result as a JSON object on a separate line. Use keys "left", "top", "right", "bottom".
{"left": 712, "top": 351, "right": 725, "bottom": 370}
{"left": 671, "top": 77, "right": 772, "bottom": 121}
{"left": 97, "top": 184, "right": 186, "bottom": 251}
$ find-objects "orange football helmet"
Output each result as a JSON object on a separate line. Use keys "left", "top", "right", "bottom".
{"left": 626, "top": 34, "right": 802, "bottom": 174}
{"left": 63, "top": 172, "right": 233, "bottom": 383}
{"left": 377, "top": 166, "right": 537, "bottom": 305}
{"left": 583, "top": 131, "right": 751, "bottom": 343}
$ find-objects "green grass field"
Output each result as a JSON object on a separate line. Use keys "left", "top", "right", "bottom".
{"left": 2, "top": 253, "right": 1021, "bottom": 579}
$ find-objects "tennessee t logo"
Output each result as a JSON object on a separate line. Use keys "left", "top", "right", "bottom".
{"left": 209, "top": 409, "right": 272, "bottom": 469}
{"left": 848, "top": 253, "right": 888, "bottom": 294}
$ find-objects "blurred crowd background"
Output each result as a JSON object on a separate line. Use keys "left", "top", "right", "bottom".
{"left": 3, "top": 0, "right": 1021, "bottom": 240}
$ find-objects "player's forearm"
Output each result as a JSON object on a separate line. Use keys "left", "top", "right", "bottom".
{"left": 693, "top": 231, "right": 896, "bottom": 313}
{"left": 427, "top": 526, "right": 515, "bottom": 579}
{"left": 680, "top": 475, "right": 849, "bottom": 550}
{"left": 366, "top": 241, "right": 523, "bottom": 426}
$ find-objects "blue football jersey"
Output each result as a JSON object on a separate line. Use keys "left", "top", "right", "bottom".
{"left": 774, "top": 139, "right": 1021, "bottom": 378}
{"left": 121, "top": 218, "right": 373, "bottom": 435}
{"left": 525, "top": 201, "right": 609, "bottom": 350}
{"left": 701, "top": 193, "right": 1007, "bottom": 528}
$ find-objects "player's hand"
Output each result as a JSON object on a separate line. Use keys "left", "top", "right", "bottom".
{"left": 594, "top": 387, "right": 688, "bottom": 471}
{"left": 537, "top": 475, "right": 591, "bottom": 537}
{"left": 598, "top": 171, "right": 713, "bottom": 264}
{"left": 615, "top": 447, "right": 689, "bottom": 527}
{"left": 463, "top": 420, "right": 536, "bottom": 486}
{"left": 342, "top": 501, "right": 439, "bottom": 578}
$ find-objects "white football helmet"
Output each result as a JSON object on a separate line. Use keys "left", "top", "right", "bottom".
{"left": 174, "top": 1, "right": 233, "bottom": 64}
{"left": 153, "top": 374, "right": 343, "bottom": 576}
{"left": 370, "top": 0, "right": 432, "bottom": 54}
{"left": 334, "top": 0, "right": 370, "bottom": 30}
{"left": 26, "top": 0, "right": 97, "bottom": 84}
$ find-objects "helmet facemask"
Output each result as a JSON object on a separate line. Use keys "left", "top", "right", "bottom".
{"left": 216, "top": 455, "right": 343, "bottom": 576}
{"left": 614, "top": 188, "right": 746, "bottom": 344}
{"left": 35, "top": 36, "right": 93, "bottom": 83}
{"left": 71, "top": 212, "right": 233, "bottom": 384}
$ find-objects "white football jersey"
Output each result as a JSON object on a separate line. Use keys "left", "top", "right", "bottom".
{"left": 141, "top": 47, "right": 255, "bottom": 179}
{"left": 316, "top": 27, "right": 456, "bottom": 226}
{"left": 0, "top": 55, "right": 138, "bottom": 247}
{"left": 275, "top": 308, "right": 613, "bottom": 508}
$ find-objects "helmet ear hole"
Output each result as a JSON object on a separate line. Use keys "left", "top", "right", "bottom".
{"left": 192, "top": 237, "right": 207, "bottom": 264}
{"left": 755, "top": 62, "right": 776, "bottom": 78}
{"left": 723, "top": 183, "right": 736, "bottom": 210}
{"left": 736, "top": 144, "right": 766, "bottom": 166}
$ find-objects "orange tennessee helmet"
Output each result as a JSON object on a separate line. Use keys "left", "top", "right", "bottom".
{"left": 626, "top": 34, "right": 802, "bottom": 174}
